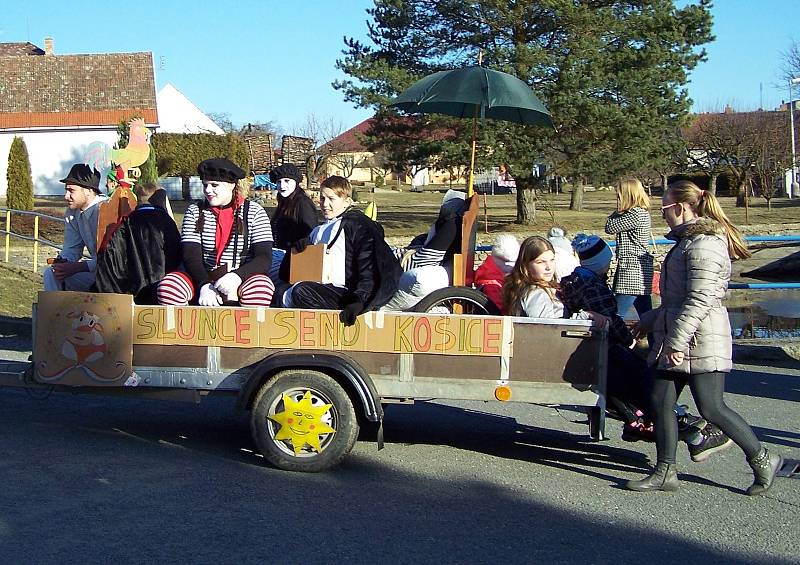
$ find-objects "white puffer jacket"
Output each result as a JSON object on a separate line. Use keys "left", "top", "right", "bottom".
{"left": 639, "top": 218, "right": 733, "bottom": 374}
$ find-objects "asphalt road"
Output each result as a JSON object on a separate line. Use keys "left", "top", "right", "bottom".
{"left": 0, "top": 355, "right": 798, "bottom": 564}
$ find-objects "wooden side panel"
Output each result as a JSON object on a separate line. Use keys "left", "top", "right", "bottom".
{"left": 508, "top": 322, "right": 602, "bottom": 385}
{"left": 133, "top": 345, "right": 206, "bottom": 368}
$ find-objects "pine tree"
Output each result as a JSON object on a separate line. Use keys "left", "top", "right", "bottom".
{"left": 335, "top": 0, "right": 713, "bottom": 217}
{"left": 6, "top": 136, "right": 34, "bottom": 211}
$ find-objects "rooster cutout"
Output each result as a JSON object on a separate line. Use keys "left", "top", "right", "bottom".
{"left": 84, "top": 118, "right": 152, "bottom": 252}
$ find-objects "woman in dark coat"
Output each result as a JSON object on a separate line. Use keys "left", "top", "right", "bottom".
{"left": 268, "top": 163, "right": 319, "bottom": 281}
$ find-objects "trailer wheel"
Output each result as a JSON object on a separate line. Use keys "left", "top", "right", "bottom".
{"left": 250, "top": 370, "right": 359, "bottom": 472}
{"left": 412, "top": 287, "right": 501, "bottom": 316}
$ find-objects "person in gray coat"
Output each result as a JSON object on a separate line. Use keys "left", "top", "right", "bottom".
{"left": 625, "top": 180, "right": 781, "bottom": 495}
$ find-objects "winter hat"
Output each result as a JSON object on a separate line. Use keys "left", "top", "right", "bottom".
{"left": 270, "top": 163, "right": 303, "bottom": 184}
{"left": 572, "top": 233, "right": 613, "bottom": 275}
{"left": 491, "top": 234, "right": 520, "bottom": 273}
{"left": 547, "top": 226, "right": 574, "bottom": 255}
{"left": 197, "top": 158, "right": 246, "bottom": 183}
{"left": 440, "top": 189, "right": 466, "bottom": 215}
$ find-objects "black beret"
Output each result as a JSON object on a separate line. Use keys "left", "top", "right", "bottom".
{"left": 270, "top": 163, "right": 303, "bottom": 184}
{"left": 60, "top": 163, "right": 102, "bottom": 193}
{"left": 197, "top": 158, "right": 246, "bottom": 183}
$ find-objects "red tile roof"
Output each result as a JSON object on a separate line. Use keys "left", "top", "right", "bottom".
{"left": 320, "top": 117, "right": 459, "bottom": 154}
{"left": 0, "top": 52, "right": 158, "bottom": 128}
{"left": 0, "top": 42, "right": 45, "bottom": 56}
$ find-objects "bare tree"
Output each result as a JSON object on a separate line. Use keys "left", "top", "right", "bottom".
{"left": 752, "top": 113, "right": 791, "bottom": 210}
{"left": 683, "top": 110, "right": 760, "bottom": 206}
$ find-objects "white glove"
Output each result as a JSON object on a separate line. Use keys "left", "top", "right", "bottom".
{"left": 214, "top": 272, "right": 242, "bottom": 297}
{"left": 198, "top": 283, "right": 222, "bottom": 306}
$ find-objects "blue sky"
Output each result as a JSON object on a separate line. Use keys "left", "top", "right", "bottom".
{"left": 1, "top": 1, "right": 796, "bottom": 133}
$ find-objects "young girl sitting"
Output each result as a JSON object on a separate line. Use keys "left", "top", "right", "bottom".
{"left": 502, "top": 236, "right": 656, "bottom": 441}
{"left": 501, "top": 236, "right": 565, "bottom": 318}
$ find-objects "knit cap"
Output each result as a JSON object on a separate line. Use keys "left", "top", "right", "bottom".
{"left": 491, "top": 234, "right": 520, "bottom": 273}
{"left": 571, "top": 233, "right": 613, "bottom": 275}
{"left": 548, "top": 227, "right": 573, "bottom": 255}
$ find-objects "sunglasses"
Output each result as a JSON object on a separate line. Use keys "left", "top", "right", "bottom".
{"left": 660, "top": 202, "right": 680, "bottom": 218}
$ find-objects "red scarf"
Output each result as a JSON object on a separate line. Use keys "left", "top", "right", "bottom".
{"left": 209, "top": 194, "right": 244, "bottom": 266}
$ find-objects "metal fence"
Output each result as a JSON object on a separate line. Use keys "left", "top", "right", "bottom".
{"left": 1, "top": 208, "right": 65, "bottom": 273}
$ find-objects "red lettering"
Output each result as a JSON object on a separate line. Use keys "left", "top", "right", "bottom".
{"left": 413, "top": 317, "right": 432, "bottom": 352}
{"left": 234, "top": 310, "right": 251, "bottom": 344}
{"left": 482, "top": 319, "right": 501, "bottom": 354}
{"left": 177, "top": 308, "right": 197, "bottom": 340}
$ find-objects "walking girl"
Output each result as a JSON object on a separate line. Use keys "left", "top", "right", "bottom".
{"left": 626, "top": 180, "right": 781, "bottom": 494}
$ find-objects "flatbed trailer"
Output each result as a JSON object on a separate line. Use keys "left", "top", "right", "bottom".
{"left": 0, "top": 291, "right": 607, "bottom": 472}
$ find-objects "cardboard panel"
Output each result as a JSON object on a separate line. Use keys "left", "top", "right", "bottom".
{"left": 288, "top": 243, "right": 327, "bottom": 284}
{"left": 133, "top": 306, "right": 511, "bottom": 357}
{"left": 34, "top": 292, "right": 133, "bottom": 386}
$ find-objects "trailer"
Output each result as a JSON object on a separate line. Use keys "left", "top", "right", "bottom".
{"left": 0, "top": 291, "right": 608, "bottom": 472}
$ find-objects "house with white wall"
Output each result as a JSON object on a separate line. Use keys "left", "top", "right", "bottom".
{"left": 0, "top": 39, "right": 158, "bottom": 196}
{"left": 156, "top": 83, "right": 224, "bottom": 135}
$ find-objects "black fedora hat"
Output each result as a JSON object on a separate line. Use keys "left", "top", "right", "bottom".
{"left": 60, "top": 163, "right": 102, "bottom": 192}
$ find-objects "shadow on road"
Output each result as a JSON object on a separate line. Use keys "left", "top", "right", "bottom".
{"left": 0, "top": 388, "right": 789, "bottom": 563}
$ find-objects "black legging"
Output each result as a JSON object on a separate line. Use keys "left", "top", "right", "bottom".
{"left": 652, "top": 370, "right": 761, "bottom": 464}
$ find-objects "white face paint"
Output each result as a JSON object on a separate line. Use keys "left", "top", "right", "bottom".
{"left": 278, "top": 178, "right": 297, "bottom": 197}
{"left": 203, "top": 180, "right": 235, "bottom": 207}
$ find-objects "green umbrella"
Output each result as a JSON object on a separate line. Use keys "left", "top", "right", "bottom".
{"left": 390, "top": 65, "right": 553, "bottom": 195}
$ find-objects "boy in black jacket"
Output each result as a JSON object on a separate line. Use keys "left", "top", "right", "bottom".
{"left": 283, "top": 176, "right": 402, "bottom": 326}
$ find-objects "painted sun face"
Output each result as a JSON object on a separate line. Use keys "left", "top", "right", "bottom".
{"left": 203, "top": 180, "right": 235, "bottom": 207}
{"left": 278, "top": 178, "right": 297, "bottom": 197}
{"left": 268, "top": 391, "right": 336, "bottom": 454}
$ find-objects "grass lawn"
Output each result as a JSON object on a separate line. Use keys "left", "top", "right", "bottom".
{"left": 0, "top": 188, "right": 798, "bottom": 319}
{"left": 0, "top": 262, "right": 41, "bottom": 318}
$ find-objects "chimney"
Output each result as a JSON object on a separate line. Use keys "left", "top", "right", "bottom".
{"left": 44, "top": 37, "right": 54, "bottom": 55}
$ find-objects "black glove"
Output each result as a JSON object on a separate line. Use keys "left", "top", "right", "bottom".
{"left": 293, "top": 237, "right": 309, "bottom": 253}
{"left": 339, "top": 301, "right": 364, "bottom": 326}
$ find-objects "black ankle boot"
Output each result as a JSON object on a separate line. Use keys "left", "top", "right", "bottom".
{"left": 625, "top": 462, "right": 679, "bottom": 492}
{"left": 746, "top": 447, "right": 782, "bottom": 496}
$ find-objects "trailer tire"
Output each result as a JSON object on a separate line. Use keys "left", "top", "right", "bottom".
{"left": 250, "top": 369, "right": 359, "bottom": 472}
{"left": 412, "top": 286, "right": 501, "bottom": 316}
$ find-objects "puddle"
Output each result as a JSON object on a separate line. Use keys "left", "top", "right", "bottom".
{"left": 726, "top": 290, "right": 800, "bottom": 339}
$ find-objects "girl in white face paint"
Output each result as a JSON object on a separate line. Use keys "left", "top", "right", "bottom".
{"left": 156, "top": 157, "right": 276, "bottom": 308}
{"left": 269, "top": 163, "right": 320, "bottom": 253}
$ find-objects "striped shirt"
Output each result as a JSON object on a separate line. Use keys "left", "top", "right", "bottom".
{"left": 182, "top": 201, "right": 273, "bottom": 271}
{"left": 407, "top": 247, "right": 446, "bottom": 269}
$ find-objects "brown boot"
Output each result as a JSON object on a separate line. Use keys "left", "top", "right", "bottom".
{"left": 746, "top": 447, "right": 782, "bottom": 496}
{"left": 625, "top": 462, "right": 679, "bottom": 492}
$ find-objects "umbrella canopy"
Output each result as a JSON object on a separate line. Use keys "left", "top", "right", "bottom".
{"left": 390, "top": 65, "right": 553, "bottom": 128}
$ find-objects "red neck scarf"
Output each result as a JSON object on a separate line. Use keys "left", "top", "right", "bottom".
{"left": 209, "top": 193, "right": 244, "bottom": 266}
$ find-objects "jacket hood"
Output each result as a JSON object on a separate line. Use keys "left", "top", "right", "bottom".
{"left": 667, "top": 218, "right": 725, "bottom": 241}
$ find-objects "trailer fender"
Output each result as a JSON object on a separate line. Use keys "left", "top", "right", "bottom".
{"left": 238, "top": 350, "right": 383, "bottom": 422}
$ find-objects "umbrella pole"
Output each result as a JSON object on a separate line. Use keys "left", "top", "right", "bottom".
{"left": 468, "top": 49, "right": 483, "bottom": 199}
{"left": 467, "top": 112, "right": 478, "bottom": 198}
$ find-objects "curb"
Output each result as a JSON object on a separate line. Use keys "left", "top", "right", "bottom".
{"left": 732, "top": 341, "right": 800, "bottom": 367}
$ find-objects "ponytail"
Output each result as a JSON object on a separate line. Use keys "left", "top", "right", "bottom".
{"left": 666, "top": 180, "right": 751, "bottom": 260}
{"left": 695, "top": 190, "right": 751, "bottom": 260}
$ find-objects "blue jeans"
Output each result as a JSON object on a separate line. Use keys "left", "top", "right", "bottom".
{"left": 615, "top": 293, "right": 652, "bottom": 319}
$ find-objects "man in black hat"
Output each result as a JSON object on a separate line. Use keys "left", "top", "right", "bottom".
{"left": 43, "top": 163, "right": 108, "bottom": 291}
